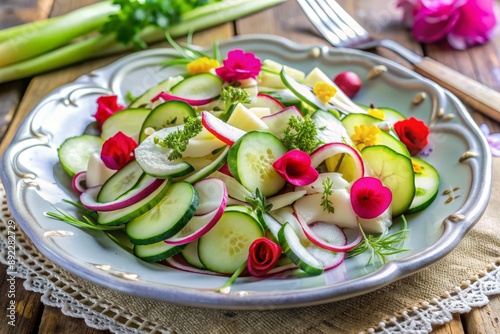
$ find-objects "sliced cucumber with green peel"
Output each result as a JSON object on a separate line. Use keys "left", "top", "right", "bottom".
{"left": 101, "top": 108, "right": 150, "bottom": 142}
{"left": 342, "top": 113, "right": 410, "bottom": 157}
{"left": 170, "top": 73, "right": 223, "bottom": 101}
{"left": 129, "top": 75, "right": 184, "bottom": 108}
{"left": 97, "top": 178, "right": 172, "bottom": 226}
{"left": 139, "top": 100, "right": 196, "bottom": 142}
{"left": 407, "top": 157, "right": 440, "bottom": 214}
{"left": 126, "top": 181, "right": 199, "bottom": 245}
{"left": 133, "top": 241, "right": 185, "bottom": 262}
{"left": 182, "top": 146, "right": 229, "bottom": 184}
{"left": 357, "top": 104, "right": 406, "bottom": 123}
{"left": 57, "top": 135, "right": 103, "bottom": 177}
{"left": 97, "top": 160, "right": 144, "bottom": 203}
{"left": 181, "top": 240, "right": 205, "bottom": 269}
{"left": 278, "top": 223, "right": 324, "bottom": 276}
{"left": 361, "top": 145, "right": 415, "bottom": 217}
{"left": 198, "top": 210, "right": 264, "bottom": 274}
{"left": 227, "top": 131, "right": 287, "bottom": 197}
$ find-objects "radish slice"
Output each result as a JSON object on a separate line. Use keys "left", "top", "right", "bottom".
{"left": 164, "top": 178, "right": 227, "bottom": 245}
{"left": 80, "top": 176, "right": 163, "bottom": 211}
{"left": 151, "top": 92, "right": 212, "bottom": 106}
{"left": 246, "top": 93, "right": 285, "bottom": 114}
{"left": 261, "top": 106, "right": 302, "bottom": 138}
{"left": 163, "top": 255, "right": 225, "bottom": 276}
{"left": 310, "top": 143, "right": 364, "bottom": 181}
{"left": 201, "top": 111, "right": 246, "bottom": 145}
{"left": 72, "top": 171, "right": 87, "bottom": 194}
{"left": 295, "top": 213, "right": 362, "bottom": 252}
{"left": 306, "top": 245, "right": 346, "bottom": 270}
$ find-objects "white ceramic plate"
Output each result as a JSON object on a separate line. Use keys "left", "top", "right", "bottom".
{"left": 1, "top": 35, "right": 492, "bottom": 309}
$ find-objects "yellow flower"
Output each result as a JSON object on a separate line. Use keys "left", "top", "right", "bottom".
{"left": 187, "top": 57, "right": 219, "bottom": 75}
{"left": 367, "top": 107, "right": 385, "bottom": 120}
{"left": 412, "top": 161, "right": 423, "bottom": 174}
{"left": 313, "top": 82, "right": 337, "bottom": 103}
{"left": 351, "top": 124, "right": 381, "bottom": 150}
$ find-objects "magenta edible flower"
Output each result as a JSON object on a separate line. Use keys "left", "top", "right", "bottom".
{"left": 94, "top": 95, "right": 125, "bottom": 127}
{"left": 480, "top": 124, "right": 500, "bottom": 157}
{"left": 350, "top": 177, "right": 392, "bottom": 219}
{"left": 273, "top": 149, "right": 319, "bottom": 186}
{"left": 215, "top": 49, "right": 262, "bottom": 82}
{"left": 247, "top": 237, "right": 282, "bottom": 277}
{"left": 100, "top": 131, "right": 138, "bottom": 170}
{"left": 397, "top": 0, "right": 497, "bottom": 50}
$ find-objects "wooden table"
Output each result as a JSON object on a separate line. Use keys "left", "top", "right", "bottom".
{"left": 0, "top": 0, "right": 499, "bottom": 333}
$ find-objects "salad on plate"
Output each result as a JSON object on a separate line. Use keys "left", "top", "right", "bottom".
{"left": 48, "top": 40, "right": 440, "bottom": 288}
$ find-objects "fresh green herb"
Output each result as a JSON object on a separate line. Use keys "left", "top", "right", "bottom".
{"left": 220, "top": 86, "right": 251, "bottom": 112}
{"left": 321, "top": 177, "right": 335, "bottom": 213}
{"left": 282, "top": 114, "right": 323, "bottom": 154}
{"left": 347, "top": 216, "right": 409, "bottom": 266}
{"left": 245, "top": 188, "right": 273, "bottom": 213}
{"left": 125, "top": 91, "right": 137, "bottom": 104}
{"left": 45, "top": 200, "right": 123, "bottom": 231}
{"left": 154, "top": 116, "right": 202, "bottom": 160}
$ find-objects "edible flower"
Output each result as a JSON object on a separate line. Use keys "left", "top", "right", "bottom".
{"left": 393, "top": 117, "right": 430, "bottom": 156}
{"left": 367, "top": 105, "right": 385, "bottom": 120}
{"left": 479, "top": 124, "right": 500, "bottom": 157}
{"left": 397, "top": 0, "right": 497, "bottom": 50}
{"left": 187, "top": 57, "right": 219, "bottom": 75}
{"left": 313, "top": 82, "right": 337, "bottom": 103}
{"left": 412, "top": 161, "right": 424, "bottom": 174}
{"left": 350, "top": 177, "right": 392, "bottom": 219}
{"left": 351, "top": 124, "right": 381, "bottom": 151}
{"left": 94, "top": 95, "right": 125, "bottom": 127}
{"left": 216, "top": 49, "right": 262, "bottom": 82}
{"left": 273, "top": 149, "right": 319, "bottom": 186}
{"left": 247, "top": 238, "right": 282, "bottom": 277}
{"left": 100, "top": 132, "right": 138, "bottom": 170}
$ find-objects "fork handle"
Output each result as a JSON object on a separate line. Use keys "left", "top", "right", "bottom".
{"left": 414, "top": 57, "right": 500, "bottom": 122}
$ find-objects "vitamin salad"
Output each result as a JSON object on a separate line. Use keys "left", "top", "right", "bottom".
{"left": 49, "top": 42, "right": 440, "bottom": 285}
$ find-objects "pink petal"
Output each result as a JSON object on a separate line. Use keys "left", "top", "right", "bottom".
{"left": 273, "top": 150, "right": 319, "bottom": 187}
{"left": 350, "top": 177, "right": 392, "bottom": 219}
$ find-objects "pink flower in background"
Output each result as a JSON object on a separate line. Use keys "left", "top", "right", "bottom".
{"left": 216, "top": 49, "right": 262, "bottom": 82}
{"left": 397, "top": 0, "right": 497, "bottom": 49}
{"left": 479, "top": 124, "right": 500, "bottom": 156}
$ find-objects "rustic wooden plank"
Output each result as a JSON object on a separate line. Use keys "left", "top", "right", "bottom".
{"left": 462, "top": 294, "right": 500, "bottom": 334}
{"left": 0, "top": 0, "right": 53, "bottom": 28}
{"left": 0, "top": 264, "right": 44, "bottom": 334}
{"left": 38, "top": 305, "right": 109, "bottom": 334}
{"left": 431, "top": 313, "right": 465, "bottom": 334}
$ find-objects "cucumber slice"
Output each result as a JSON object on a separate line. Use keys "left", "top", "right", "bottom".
{"left": 256, "top": 211, "right": 282, "bottom": 241}
{"left": 361, "top": 145, "right": 415, "bottom": 217}
{"left": 97, "top": 178, "right": 172, "bottom": 226}
{"left": 170, "top": 73, "right": 223, "bottom": 101}
{"left": 342, "top": 113, "right": 410, "bottom": 157}
{"left": 101, "top": 108, "right": 150, "bottom": 142}
{"left": 357, "top": 104, "right": 406, "bottom": 123}
{"left": 227, "top": 131, "right": 287, "bottom": 197}
{"left": 278, "top": 223, "right": 324, "bottom": 276}
{"left": 139, "top": 101, "right": 196, "bottom": 142}
{"left": 181, "top": 240, "right": 205, "bottom": 269}
{"left": 126, "top": 181, "right": 199, "bottom": 245}
{"left": 311, "top": 109, "right": 351, "bottom": 144}
{"left": 182, "top": 146, "right": 229, "bottom": 184}
{"left": 198, "top": 210, "right": 264, "bottom": 274}
{"left": 129, "top": 75, "right": 184, "bottom": 108}
{"left": 57, "top": 135, "right": 103, "bottom": 177}
{"left": 133, "top": 241, "right": 185, "bottom": 263}
{"left": 407, "top": 157, "right": 440, "bottom": 214}
{"left": 97, "top": 160, "right": 144, "bottom": 203}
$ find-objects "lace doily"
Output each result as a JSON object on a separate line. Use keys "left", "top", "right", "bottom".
{"left": 1, "top": 182, "right": 499, "bottom": 334}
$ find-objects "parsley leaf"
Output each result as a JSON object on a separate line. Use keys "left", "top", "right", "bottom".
{"left": 220, "top": 86, "right": 251, "bottom": 112}
{"left": 245, "top": 188, "right": 273, "bottom": 213}
{"left": 282, "top": 114, "right": 323, "bottom": 154}
{"left": 321, "top": 177, "right": 335, "bottom": 213}
{"left": 154, "top": 116, "right": 202, "bottom": 160}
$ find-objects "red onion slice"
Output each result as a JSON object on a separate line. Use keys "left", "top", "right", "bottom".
{"left": 152, "top": 92, "right": 212, "bottom": 106}
{"left": 72, "top": 171, "right": 87, "bottom": 195}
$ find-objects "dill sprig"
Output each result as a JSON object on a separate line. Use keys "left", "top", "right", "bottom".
{"left": 282, "top": 114, "right": 323, "bottom": 154}
{"left": 320, "top": 177, "right": 335, "bottom": 213}
{"left": 245, "top": 188, "right": 273, "bottom": 213}
{"left": 154, "top": 116, "right": 202, "bottom": 160}
{"left": 347, "top": 215, "right": 409, "bottom": 266}
{"left": 220, "top": 86, "right": 251, "bottom": 112}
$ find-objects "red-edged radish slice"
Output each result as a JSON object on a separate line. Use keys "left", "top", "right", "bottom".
{"left": 261, "top": 106, "right": 302, "bottom": 138}
{"left": 306, "top": 245, "right": 346, "bottom": 270}
{"left": 247, "top": 93, "right": 285, "bottom": 114}
{"left": 165, "top": 178, "right": 227, "bottom": 245}
{"left": 152, "top": 92, "right": 212, "bottom": 106}
{"left": 295, "top": 213, "right": 362, "bottom": 252}
{"left": 80, "top": 176, "right": 163, "bottom": 211}
{"left": 310, "top": 143, "right": 364, "bottom": 181}
{"left": 201, "top": 111, "right": 246, "bottom": 145}
{"left": 163, "top": 255, "right": 225, "bottom": 276}
{"left": 72, "top": 171, "right": 87, "bottom": 194}
{"left": 194, "top": 178, "right": 228, "bottom": 216}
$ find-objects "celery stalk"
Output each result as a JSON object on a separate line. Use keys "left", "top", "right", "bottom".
{"left": 0, "top": 17, "right": 60, "bottom": 43}
{"left": 0, "top": 1, "right": 118, "bottom": 67}
{"left": 0, "top": 0, "right": 287, "bottom": 84}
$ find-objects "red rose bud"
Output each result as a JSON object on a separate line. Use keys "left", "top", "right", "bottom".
{"left": 94, "top": 95, "right": 125, "bottom": 127}
{"left": 100, "top": 131, "right": 138, "bottom": 170}
{"left": 394, "top": 117, "right": 430, "bottom": 155}
{"left": 247, "top": 237, "right": 282, "bottom": 277}
{"left": 273, "top": 149, "right": 319, "bottom": 186}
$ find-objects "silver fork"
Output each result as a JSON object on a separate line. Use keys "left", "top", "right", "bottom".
{"left": 297, "top": 0, "right": 500, "bottom": 122}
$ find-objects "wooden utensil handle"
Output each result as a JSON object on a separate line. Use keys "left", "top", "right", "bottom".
{"left": 414, "top": 57, "right": 500, "bottom": 122}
